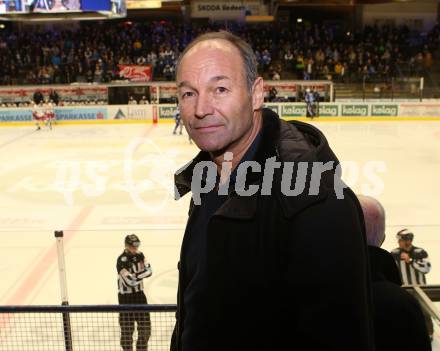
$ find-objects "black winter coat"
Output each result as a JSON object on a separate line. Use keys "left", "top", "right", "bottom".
{"left": 368, "top": 246, "right": 431, "bottom": 351}
{"left": 172, "top": 108, "right": 375, "bottom": 351}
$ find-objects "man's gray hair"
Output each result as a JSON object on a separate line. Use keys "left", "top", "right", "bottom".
{"left": 175, "top": 31, "right": 258, "bottom": 93}
{"left": 357, "top": 195, "right": 386, "bottom": 247}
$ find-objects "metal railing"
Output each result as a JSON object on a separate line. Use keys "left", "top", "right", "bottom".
{"left": 405, "top": 285, "right": 440, "bottom": 328}
{"left": 0, "top": 286, "right": 439, "bottom": 350}
{"left": 0, "top": 304, "right": 176, "bottom": 351}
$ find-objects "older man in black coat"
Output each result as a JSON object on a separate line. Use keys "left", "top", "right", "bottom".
{"left": 358, "top": 195, "right": 431, "bottom": 351}
{"left": 172, "top": 31, "right": 374, "bottom": 351}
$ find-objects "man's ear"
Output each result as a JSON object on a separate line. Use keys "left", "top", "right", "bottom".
{"left": 251, "top": 77, "right": 264, "bottom": 111}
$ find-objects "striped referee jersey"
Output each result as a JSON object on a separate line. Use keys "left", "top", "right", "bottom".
{"left": 117, "top": 250, "right": 152, "bottom": 295}
{"left": 391, "top": 246, "right": 431, "bottom": 285}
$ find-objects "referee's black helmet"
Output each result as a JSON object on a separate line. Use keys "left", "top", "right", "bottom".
{"left": 125, "top": 234, "right": 141, "bottom": 247}
{"left": 396, "top": 229, "right": 414, "bottom": 241}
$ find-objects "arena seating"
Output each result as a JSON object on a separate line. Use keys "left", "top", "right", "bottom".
{"left": 0, "top": 20, "right": 438, "bottom": 87}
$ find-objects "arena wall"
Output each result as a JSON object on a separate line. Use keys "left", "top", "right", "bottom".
{"left": 1, "top": 102, "right": 440, "bottom": 125}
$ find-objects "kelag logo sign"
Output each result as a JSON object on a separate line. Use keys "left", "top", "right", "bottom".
{"left": 264, "top": 104, "right": 279, "bottom": 115}
{"left": 319, "top": 104, "right": 338, "bottom": 117}
{"left": 282, "top": 105, "right": 306, "bottom": 117}
{"left": 341, "top": 105, "right": 369, "bottom": 116}
{"left": 159, "top": 106, "right": 177, "bottom": 119}
{"left": 371, "top": 104, "right": 398, "bottom": 116}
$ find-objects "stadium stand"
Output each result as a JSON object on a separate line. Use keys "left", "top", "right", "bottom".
{"left": 0, "top": 20, "right": 438, "bottom": 87}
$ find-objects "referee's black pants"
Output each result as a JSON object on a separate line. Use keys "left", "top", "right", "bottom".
{"left": 118, "top": 292, "right": 151, "bottom": 351}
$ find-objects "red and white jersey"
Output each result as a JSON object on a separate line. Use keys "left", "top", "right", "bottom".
{"left": 33, "top": 104, "right": 45, "bottom": 120}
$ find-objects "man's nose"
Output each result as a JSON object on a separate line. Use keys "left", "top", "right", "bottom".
{"left": 195, "top": 92, "right": 214, "bottom": 119}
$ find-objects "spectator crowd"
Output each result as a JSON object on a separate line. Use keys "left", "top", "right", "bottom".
{"left": 0, "top": 20, "right": 438, "bottom": 86}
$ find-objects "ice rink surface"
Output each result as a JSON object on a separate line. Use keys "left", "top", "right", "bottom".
{"left": 0, "top": 119, "right": 439, "bottom": 308}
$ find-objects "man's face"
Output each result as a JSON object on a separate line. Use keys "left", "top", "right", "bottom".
{"left": 126, "top": 245, "right": 139, "bottom": 255}
{"left": 398, "top": 239, "right": 412, "bottom": 250}
{"left": 177, "top": 40, "right": 261, "bottom": 153}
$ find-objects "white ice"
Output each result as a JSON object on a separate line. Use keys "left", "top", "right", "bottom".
{"left": 0, "top": 120, "right": 439, "bottom": 313}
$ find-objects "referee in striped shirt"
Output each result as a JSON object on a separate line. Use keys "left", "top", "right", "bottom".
{"left": 391, "top": 229, "right": 431, "bottom": 286}
{"left": 391, "top": 229, "right": 434, "bottom": 340}
{"left": 117, "top": 234, "right": 153, "bottom": 351}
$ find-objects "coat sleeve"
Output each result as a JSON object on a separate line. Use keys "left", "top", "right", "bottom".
{"left": 170, "top": 324, "right": 178, "bottom": 351}
{"left": 170, "top": 260, "right": 180, "bottom": 351}
{"left": 284, "top": 190, "right": 374, "bottom": 351}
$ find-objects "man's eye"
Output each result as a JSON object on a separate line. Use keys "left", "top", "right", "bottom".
{"left": 216, "top": 87, "right": 228, "bottom": 94}
{"left": 181, "top": 92, "right": 194, "bottom": 98}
